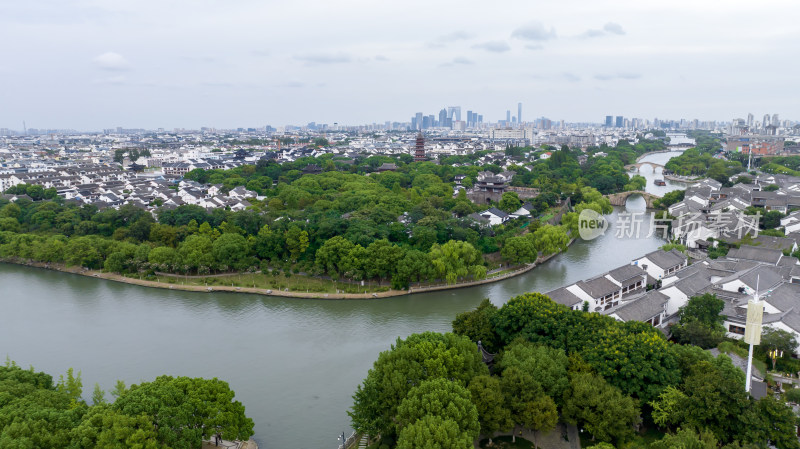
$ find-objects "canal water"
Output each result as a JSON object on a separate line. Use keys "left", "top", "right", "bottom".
{"left": 0, "top": 151, "right": 685, "bottom": 449}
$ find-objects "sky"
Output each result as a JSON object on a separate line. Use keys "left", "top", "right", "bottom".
{"left": 1, "top": 0, "right": 798, "bottom": 130}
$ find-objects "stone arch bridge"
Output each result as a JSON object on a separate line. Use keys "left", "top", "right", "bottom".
{"left": 605, "top": 190, "right": 662, "bottom": 208}
{"left": 624, "top": 162, "right": 665, "bottom": 172}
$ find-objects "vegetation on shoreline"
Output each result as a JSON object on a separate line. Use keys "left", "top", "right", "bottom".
{"left": 1, "top": 136, "right": 664, "bottom": 290}
{"left": 350, "top": 294, "right": 800, "bottom": 449}
{"left": 0, "top": 360, "right": 253, "bottom": 448}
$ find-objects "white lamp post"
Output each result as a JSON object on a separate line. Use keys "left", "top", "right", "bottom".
{"left": 744, "top": 276, "right": 764, "bottom": 393}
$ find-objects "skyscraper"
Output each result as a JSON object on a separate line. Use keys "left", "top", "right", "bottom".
{"left": 615, "top": 116, "right": 623, "bottom": 128}
{"left": 506, "top": 110, "right": 511, "bottom": 123}
{"left": 517, "top": 103, "right": 522, "bottom": 124}
{"left": 439, "top": 109, "right": 448, "bottom": 128}
{"left": 605, "top": 116, "right": 613, "bottom": 127}
{"left": 447, "top": 106, "right": 461, "bottom": 122}
{"left": 415, "top": 112, "right": 423, "bottom": 130}
{"left": 747, "top": 113, "right": 754, "bottom": 128}
{"left": 772, "top": 114, "right": 779, "bottom": 127}
{"left": 763, "top": 114, "right": 770, "bottom": 129}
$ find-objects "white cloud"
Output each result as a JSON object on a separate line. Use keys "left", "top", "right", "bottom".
{"left": 603, "top": 22, "right": 625, "bottom": 35}
{"left": 511, "top": 23, "right": 556, "bottom": 41}
{"left": 294, "top": 53, "right": 352, "bottom": 65}
{"left": 594, "top": 72, "right": 641, "bottom": 81}
{"left": 441, "top": 57, "right": 474, "bottom": 67}
{"left": 472, "top": 41, "right": 511, "bottom": 53}
{"left": 93, "top": 52, "right": 131, "bottom": 71}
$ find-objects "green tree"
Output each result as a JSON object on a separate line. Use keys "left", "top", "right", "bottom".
{"left": 393, "top": 249, "right": 434, "bottom": 289}
{"left": 112, "top": 376, "right": 254, "bottom": 449}
{"left": 284, "top": 226, "right": 309, "bottom": 262}
{"left": 500, "top": 367, "right": 558, "bottom": 441}
{"left": 148, "top": 246, "right": 178, "bottom": 270}
{"left": 581, "top": 323, "right": 680, "bottom": 403}
{"left": 211, "top": 233, "right": 250, "bottom": 270}
{"left": 91, "top": 383, "right": 106, "bottom": 406}
{"left": 498, "top": 192, "right": 522, "bottom": 213}
{"left": 57, "top": 367, "right": 84, "bottom": 404}
{"left": 467, "top": 375, "right": 512, "bottom": 444}
{"left": 761, "top": 326, "right": 799, "bottom": 356}
{"left": 624, "top": 174, "right": 647, "bottom": 191}
{"left": 501, "top": 236, "right": 537, "bottom": 264}
{"left": 178, "top": 234, "right": 214, "bottom": 272}
{"left": 396, "top": 415, "right": 474, "bottom": 449}
{"left": 429, "top": 240, "right": 484, "bottom": 284}
{"left": 671, "top": 293, "right": 725, "bottom": 348}
{"left": 349, "top": 332, "right": 488, "bottom": 439}
{"left": 396, "top": 378, "right": 480, "bottom": 440}
{"left": 69, "top": 405, "right": 163, "bottom": 449}
{"left": 561, "top": 372, "right": 639, "bottom": 444}
{"left": 746, "top": 396, "right": 800, "bottom": 449}
{"left": 315, "top": 236, "right": 355, "bottom": 277}
{"left": 529, "top": 225, "right": 569, "bottom": 256}
{"left": 649, "top": 427, "right": 719, "bottom": 449}
{"left": 452, "top": 299, "right": 500, "bottom": 353}
{"left": 498, "top": 340, "right": 569, "bottom": 401}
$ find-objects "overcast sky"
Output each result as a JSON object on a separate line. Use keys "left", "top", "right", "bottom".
{"left": 1, "top": 0, "right": 798, "bottom": 130}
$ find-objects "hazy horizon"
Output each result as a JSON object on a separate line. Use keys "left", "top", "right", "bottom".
{"left": 2, "top": 0, "right": 799, "bottom": 130}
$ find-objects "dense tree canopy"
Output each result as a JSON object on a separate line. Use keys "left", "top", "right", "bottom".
{"left": 0, "top": 363, "right": 253, "bottom": 449}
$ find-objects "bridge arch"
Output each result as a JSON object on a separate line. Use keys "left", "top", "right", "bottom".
{"left": 605, "top": 190, "right": 662, "bottom": 209}
{"left": 624, "top": 162, "right": 665, "bottom": 172}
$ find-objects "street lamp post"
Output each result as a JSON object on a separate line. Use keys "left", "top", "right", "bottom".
{"left": 744, "top": 276, "right": 764, "bottom": 393}
{"left": 338, "top": 431, "right": 346, "bottom": 449}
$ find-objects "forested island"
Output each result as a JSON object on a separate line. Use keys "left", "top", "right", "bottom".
{"left": 0, "top": 136, "right": 665, "bottom": 295}
{"left": 0, "top": 361, "right": 253, "bottom": 448}
{"left": 349, "top": 294, "right": 799, "bottom": 449}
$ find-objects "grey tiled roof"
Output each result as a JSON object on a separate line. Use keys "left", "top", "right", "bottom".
{"left": 607, "top": 264, "right": 647, "bottom": 284}
{"left": 762, "top": 282, "right": 800, "bottom": 314}
{"left": 613, "top": 290, "right": 668, "bottom": 322}
{"left": 715, "top": 264, "right": 783, "bottom": 290}
{"left": 544, "top": 286, "right": 583, "bottom": 307}
{"left": 641, "top": 249, "right": 687, "bottom": 270}
{"left": 576, "top": 276, "right": 621, "bottom": 299}
{"left": 727, "top": 245, "right": 784, "bottom": 265}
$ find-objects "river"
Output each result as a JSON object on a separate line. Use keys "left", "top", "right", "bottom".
{"left": 0, "top": 151, "right": 685, "bottom": 449}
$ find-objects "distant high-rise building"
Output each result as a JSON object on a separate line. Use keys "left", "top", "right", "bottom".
{"left": 478, "top": 115, "right": 483, "bottom": 124}
{"left": 605, "top": 116, "right": 613, "bottom": 127}
{"left": 518, "top": 103, "right": 522, "bottom": 124}
{"left": 447, "top": 106, "right": 461, "bottom": 122}
{"left": 506, "top": 110, "right": 511, "bottom": 123}
{"left": 747, "top": 113, "right": 754, "bottom": 128}
{"left": 415, "top": 112, "right": 423, "bottom": 130}
{"left": 414, "top": 132, "right": 426, "bottom": 162}
{"left": 439, "top": 109, "right": 448, "bottom": 128}
{"left": 772, "top": 114, "right": 779, "bottom": 127}
{"left": 763, "top": 114, "right": 771, "bottom": 129}
{"left": 615, "top": 116, "right": 623, "bottom": 128}
{"left": 422, "top": 116, "right": 432, "bottom": 129}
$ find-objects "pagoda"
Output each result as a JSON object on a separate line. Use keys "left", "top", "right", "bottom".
{"left": 414, "top": 132, "right": 426, "bottom": 162}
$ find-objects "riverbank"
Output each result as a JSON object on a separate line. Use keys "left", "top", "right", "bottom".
{"left": 664, "top": 174, "right": 700, "bottom": 183}
{"left": 636, "top": 149, "right": 677, "bottom": 162}
{"left": 0, "top": 242, "right": 574, "bottom": 300}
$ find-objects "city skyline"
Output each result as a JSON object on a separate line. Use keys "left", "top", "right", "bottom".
{"left": 1, "top": 0, "right": 799, "bottom": 130}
